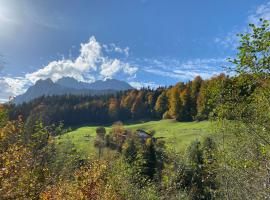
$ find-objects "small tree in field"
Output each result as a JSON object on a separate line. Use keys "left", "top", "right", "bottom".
{"left": 94, "top": 127, "right": 106, "bottom": 158}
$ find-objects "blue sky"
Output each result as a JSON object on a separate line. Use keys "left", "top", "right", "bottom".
{"left": 0, "top": 0, "right": 270, "bottom": 101}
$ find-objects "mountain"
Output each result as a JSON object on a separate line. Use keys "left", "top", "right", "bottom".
{"left": 56, "top": 77, "right": 133, "bottom": 90}
{"left": 13, "top": 78, "right": 134, "bottom": 105}
{"left": 55, "top": 77, "right": 90, "bottom": 89}
{"left": 87, "top": 79, "right": 134, "bottom": 90}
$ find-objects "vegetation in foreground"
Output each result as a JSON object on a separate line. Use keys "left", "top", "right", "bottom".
{"left": 1, "top": 20, "right": 270, "bottom": 199}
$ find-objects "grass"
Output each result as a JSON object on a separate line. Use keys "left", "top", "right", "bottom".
{"left": 56, "top": 120, "right": 214, "bottom": 157}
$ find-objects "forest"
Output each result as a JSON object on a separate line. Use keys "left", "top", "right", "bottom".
{"left": 9, "top": 72, "right": 261, "bottom": 130}
{"left": 1, "top": 19, "right": 270, "bottom": 200}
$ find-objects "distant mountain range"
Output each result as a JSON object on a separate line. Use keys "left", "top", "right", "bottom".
{"left": 13, "top": 77, "right": 134, "bottom": 104}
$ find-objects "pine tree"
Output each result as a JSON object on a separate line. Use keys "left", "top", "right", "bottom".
{"left": 191, "top": 76, "right": 203, "bottom": 118}
{"left": 180, "top": 87, "right": 193, "bottom": 121}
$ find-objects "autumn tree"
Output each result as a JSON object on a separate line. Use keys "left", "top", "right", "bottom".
{"left": 168, "top": 85, "right": 182, "bottom": 120}
{"left": 106, "top": 121, "right": 126, "bottom": 151}
{"left": 154, "top": 91, "right": 168, "bottom": 118}
{"left": 131, "top": 91, "right": 147, "bottom": 120}
{"left": 120, "top": 90, "right": 138, "bottom": 119}
{"left": 0, "top": 108, "right": 54, "bottom": 199}
{"left": 108, "top": 98, "right": 119, "bottom": 122}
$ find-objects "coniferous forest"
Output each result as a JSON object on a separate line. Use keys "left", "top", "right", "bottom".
{"left": 1, "top": 10, "right": 270, "bottom": 200}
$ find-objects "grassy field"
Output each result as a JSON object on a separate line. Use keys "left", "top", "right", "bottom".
{"left": 56, "top": 120, "right": 214, "bottom": 157}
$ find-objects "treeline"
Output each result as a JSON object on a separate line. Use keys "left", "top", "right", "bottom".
{"left": 9, "top": 76, "right": 202, "bottom": 127}
{"left": 9, "top": 73, "right": 263, "bottom": 130}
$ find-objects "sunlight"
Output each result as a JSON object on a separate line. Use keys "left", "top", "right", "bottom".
{"left": 0, "top": 2, "right": 18, "bottom": 27}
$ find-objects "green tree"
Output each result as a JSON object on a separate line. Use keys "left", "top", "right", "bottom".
{"left": 143, "top": 138, "right": 158, "bottom": 180}
{"left": 0, "top": 104, "right": 8, "bottom": 128}
{"left": 122, "top": 136, "right": 138, "bottom": 164}
{"left": 180, "top": 138, "right": 218, "bottom": 200}
{"left": 215, "top": 19, "right": 270, "bottom": 199}
{"left": 230, "top": 19, "right": 270, "bottom": 78}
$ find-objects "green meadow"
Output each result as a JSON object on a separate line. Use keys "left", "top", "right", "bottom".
{"left": 56, "top": 120, "right": 214, "bottom": 157}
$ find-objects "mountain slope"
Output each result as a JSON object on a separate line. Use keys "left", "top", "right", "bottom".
{"left": 88, "top": 79, "right": 134, "bottom": 90}
{"left": 56, "top": 77, "right": 133, "bottom": 90}
{"left": 56, "top": 77, "right": 90, "bottom": 89}
{"left": 13, "top": 78, "right": 134, "bottom": 104}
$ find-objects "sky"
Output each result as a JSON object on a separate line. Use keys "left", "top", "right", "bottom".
{"left": 0, "top": 0, "right": 270, "bottom": 102}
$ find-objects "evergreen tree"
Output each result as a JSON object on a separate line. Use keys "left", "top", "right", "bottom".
{"left": 180, "top": 87, "right": 193, "bottom": 121}
{"left": 191, "top": 76, "right": 203, "bottom": 118}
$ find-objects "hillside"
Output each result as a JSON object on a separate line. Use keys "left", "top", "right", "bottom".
{"left": 57, "top": 120, "right": 213, "bottom": 157}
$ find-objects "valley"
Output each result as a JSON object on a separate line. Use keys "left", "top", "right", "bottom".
{"left": 57, "top": 120, "right": 212, "bottom": 157}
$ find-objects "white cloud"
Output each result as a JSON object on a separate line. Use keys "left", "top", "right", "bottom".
{"left": 129, "top": 81, "right": 160, "bottom": 89}
{"left": 3, "top": 77, "right": 29, "bottom": 95}
{"left": 0, "top": 77, "right": 29, "bottom": 102}
{"left": 100, "top": 59, "right": 137, "bottom": 78}
{"left": 103, "top": 43, "right": 129, "bottom": 57}
{"left": 248, "top": 1, "right": 270, "bottom": 25}
{"left": 115, "top": 46, "right": 129, "bottom": 57}
{"left": 25, "top": 36, "right": 137, "bottom": 83}
{"left": 26, "top": 36, "right": 101, "bottom": 83}
{"left": 0, "top": 79, "right": 13, "bottom": 102}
